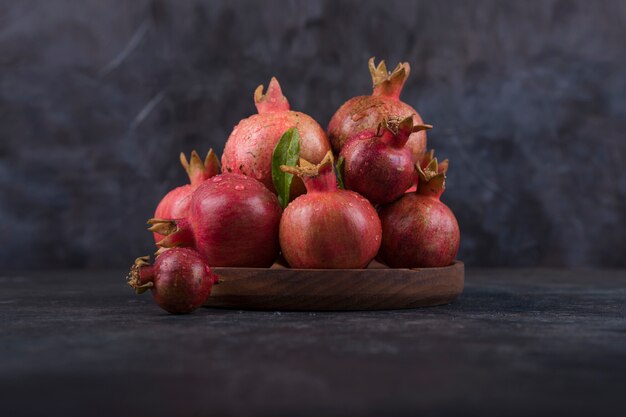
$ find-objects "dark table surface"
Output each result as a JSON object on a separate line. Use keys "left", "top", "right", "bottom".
{"left": 1, "top": 268, "right": 625, "bottom": 417}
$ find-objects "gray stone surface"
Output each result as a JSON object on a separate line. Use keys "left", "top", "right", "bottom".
{"left": 1, "top": 268, "right": 625, "bottom": 416}
{"left": 0, "top": 0, "right": 625, "bottom": 268}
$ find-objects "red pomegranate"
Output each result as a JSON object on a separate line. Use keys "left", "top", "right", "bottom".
{"left": 222, "top": 77, "right": 331, "bottom": 195}
{"left": 127, "top": 248, "right": 218, "bottom": 314}
{"left": 148, "top": 173, "right": 282, "bottom": 268}
{"left": 379, "top": 156, "right": 459, "bottom": 268}
{"left": 340, "top": 116, "right": 432, "bottom": 205}
{"left": 328, "top": 58, "right": 428, "bottom": 163}
{"left": 153, "top": 150, "right": 220, "bottom": 243}
{"left": 279, "top": 151, "right": 381, "bottom": 269}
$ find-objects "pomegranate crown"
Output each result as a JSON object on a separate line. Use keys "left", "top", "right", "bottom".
{"left": 280, "top": 151, "right": 333, "bottom": 177}
{"left": 376, "top": 116, "right": 432, "bottom": 148}
{"left": 280, "top": 151, "right": 337, "bottom": 193}
{"left": 147, "top": 218, "right": 194, "bottom": 249}
{"left": 416, "top": 152, "right": 449, "bottom": 198}
{"left": 127, "top": 256, "right": 154, "bottom": 294}
{"left": 369, "top": 57, "right": 411, "bottom": 99}
{"left": 254, "top": 77, "right": 290, "bottom": 113}
{"left": 420, "top": 149, "right": 449, "bottom": 173}
{"left": 180, "top": 149, "right": 221, "bottom": 185}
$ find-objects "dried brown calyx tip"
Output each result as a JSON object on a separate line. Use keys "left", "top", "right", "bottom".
{"left": 379, "top": 116, "right": 432, "bottom": 136}
{"left": 254, "top": 77, "right": 290, "bottom": 113}
{"left": 127, "top": 256, "right": 154, "bottom": 294}
{"left": 369, "top": 57, "right": 411, "bottom": 99}
{"left": 416, "top": 155, "right": 448, "bottom": 198}
{"left": 147, "top": 218, "right": 193, "bottom": 248}
{"left": 420, "top": 149, "right": 449, "bottom": 174}
{"left": 147, "top": 218, "right": 178, "bottom": 236}
{"left": 180, "top": 149, "right": 221, "bottom": 185}
{"left": 280, "top": 151, "right": 337, "bottom": 193}
{"left": 280, "top": 151, "right": 334, "bottom": 178}
{"left": 154, "top": 247, "right": 169, "bottom": 257}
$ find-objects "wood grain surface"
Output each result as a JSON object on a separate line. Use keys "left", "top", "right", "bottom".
{"left": 206, "top": 261, "right": 464, "bottom": 311}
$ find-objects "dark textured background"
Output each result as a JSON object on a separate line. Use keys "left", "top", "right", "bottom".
{"left": 0, "top": 0, "right": 624, "bottom": 269}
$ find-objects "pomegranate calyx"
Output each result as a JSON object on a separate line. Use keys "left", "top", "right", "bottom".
{"left": 147, "top": 218, "right": 193, "bottom": 248}
{"left": 416, "top": 156, "right": 447, "bottom": 198}
{"left": 369, "top": 57, "right": 410, "bottom": 99}
{"left": 421, "top": 149, "right": 449, "bottom": 174}
{"left": 280, "top": 151, "right": 334, "bottom": 178}
{"left": 127, "top": 256, "right": 155, "bottom": 294}
{"left": 377, "top": 116, "right": 433, "bottom": 148}
{"left": 147, "top": 218, "right": 178, "bottom": 236}
{"left": 254, "top": 77, "right": 290, "bottom": 114}
{"left": 280, "top": 151, "right": 337, "bottom": 193}
{"left": 180, "top": 149, "right": 221, "bottom": 186}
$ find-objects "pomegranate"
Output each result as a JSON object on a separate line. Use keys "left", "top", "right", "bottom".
{"left": 148, "top": 173, "right": 282, "bottom": 267}
{"left": 127, "top": 248, "right": 218, "bottom": 314}
{"left": 340, "top": 116, "right": 432, "bottom": 205}
{"left": 279, "top": 151, "right": 381, "bottom": 269}
{"left": 328, "top": 58, "right": 428, "bottom": 163}
{"left": 379, "top": 156, "right": 459, "bottom": 268}
{"left": 153, "top": 150, "right": 220, "bottom": 243}
{"left": 222, "top": 77, "right": 331, "bottom": 195}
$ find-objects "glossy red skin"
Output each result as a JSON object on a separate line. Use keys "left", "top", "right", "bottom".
{"left": 153, "top": 185, "right": 195, "bottom": 243}
{"left": 149, "top": 248, "right": 216, "bottom": 314}
{"left": 186, "top": 173, "right": 282, "bottom": 267}
{"left": 280, "top": 190, "right": 381, "bottom": 269}
{"left": 341, "top": 131, "right": 414, "bottom": 205}
{"left": 378, "top": 194, "right": 460, "bottom": 268}
{"left": 222, "top": 111, "right": 331, "bottom": 194}
{"left": 327, "top": 95, "right": 427, "bottom": 164}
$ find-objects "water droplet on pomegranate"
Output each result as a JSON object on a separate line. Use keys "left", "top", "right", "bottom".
{"left": 212, "top": 177, "right": 223, "bottom": 182}
{"left": 348, "top": 202, "right": 354, "bottom": 207}
{"left": 234, "top": 185, "right": 245, "bottom": 190}
{"left": 375, "top": 235, "right": 380, "bottom": 241}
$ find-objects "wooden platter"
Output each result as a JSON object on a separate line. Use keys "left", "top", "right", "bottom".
{"left": 204, "top": 260, "right": 464, "bottom": 311}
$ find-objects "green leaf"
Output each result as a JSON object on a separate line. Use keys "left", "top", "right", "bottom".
{"left": 272, "top": 127, "right": 300, "bottom": 208}
{"left": 336, "top": 156, "right": 345, "bottom": 189}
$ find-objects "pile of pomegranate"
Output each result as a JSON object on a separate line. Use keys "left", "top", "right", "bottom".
{"left": 127, "top": 58, "right": 460, "bottom": 314}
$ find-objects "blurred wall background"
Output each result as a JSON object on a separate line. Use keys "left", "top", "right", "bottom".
{"left": 0, "top": 0, "right": 624, "bottom": 269}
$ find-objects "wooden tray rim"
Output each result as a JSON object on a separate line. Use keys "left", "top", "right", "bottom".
{"left": 204, "top": 261, "right": 464, "bottom": 311}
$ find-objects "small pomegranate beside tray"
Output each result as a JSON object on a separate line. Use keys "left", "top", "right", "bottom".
{"left": 127, "top": 58, "right": 463, "bottom": 314}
